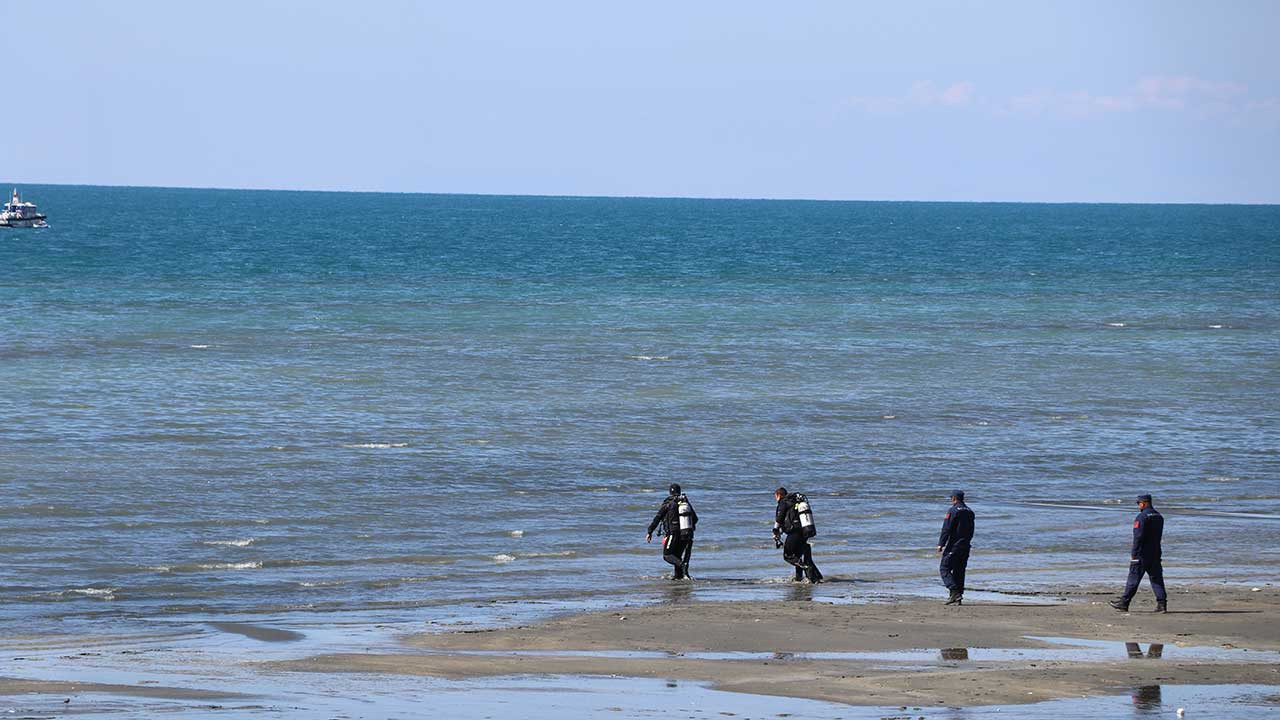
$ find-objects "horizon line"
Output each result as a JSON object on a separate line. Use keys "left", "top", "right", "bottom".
{"left": 5, "top": 179, "right": 1278, "bottom": 207}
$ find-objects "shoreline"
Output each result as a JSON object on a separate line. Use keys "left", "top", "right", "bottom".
{"left": 271, "top": 584, "right": 1280, "bottom": 708}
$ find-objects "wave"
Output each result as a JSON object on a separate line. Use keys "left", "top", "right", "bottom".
{"left": 164, "top": 554, "right": 461, "bottom": 572}
{"left": 61, "top": 587, "right": 119, "bottom": 599}
{"left": 342, "top": 442, "right": 409, "bottom": 449}
{"left": 518, "top": 551, "right": 577, "bottom": 558}
{"left": 752, "top": 576, "right": 801, "bottom": 585}
{"left": 362, "top": 575, "right": 448, "bottom": 589}
{"left": 628, "top": 355, "right": 671, "bottom": 361}
{"left": 0, "top": 505, "right": 96, "bottom": 519}
{"left": 200, "top": 538, "right": 255, "bottom": 547}
{"left": 190, "top": 561, "right": 262, "bottom": 571}
{"left": 491, "top": 554, "right": 516, "bottom": 563}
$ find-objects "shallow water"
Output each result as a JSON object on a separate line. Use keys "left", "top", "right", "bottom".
{"left": 438, "top": 636, "right": 1280, "bottom": 665}
{"left": 1, "top": 186, "right": 1278, "bottom": 636}
{"left": 7, "top": 681, "right": 1278, "bottom": 720}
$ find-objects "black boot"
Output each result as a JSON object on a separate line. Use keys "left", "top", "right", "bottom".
{"left": 793, "top": 566, "right": 805, "bottom": 582}
{"left": 1109, "top": 598, "right": 1130, "bottom": 612}
{"left": 1154, "top": 600, "right": 1167, "bottom": 613}
{"left": 944, "top": 590, "right": 961, "bottom": 605}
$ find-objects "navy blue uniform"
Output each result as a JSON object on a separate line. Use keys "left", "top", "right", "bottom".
{"left": 648, "top": 494, "right": 697, "bottom": 579}
{"left": 938, "top": 500, "right": 975, "bottom": 594}
{"left": 1122, "top": 505, "right": 1166, "bottom": 603}
{"left": 775, "top": 495, "right": 822, "bottom": 582}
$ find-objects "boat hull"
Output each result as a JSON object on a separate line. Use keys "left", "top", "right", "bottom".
{"left": 0, "top": 214, "right": 48, "bottom": 228}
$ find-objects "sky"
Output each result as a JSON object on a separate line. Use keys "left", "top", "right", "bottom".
{"left": 3, "top": 1, "right": 1279, "bottom": 203}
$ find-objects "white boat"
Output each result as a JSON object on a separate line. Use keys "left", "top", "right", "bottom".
{"left": 0, "top": 188, "right": 48, "bottom": 228}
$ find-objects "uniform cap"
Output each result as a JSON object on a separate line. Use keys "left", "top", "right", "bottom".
{"left": 951, "top": 490, "right": 965, "bottom": 501}
{"left": 1136, "top": 493, "right": 1153, "bottom": 503}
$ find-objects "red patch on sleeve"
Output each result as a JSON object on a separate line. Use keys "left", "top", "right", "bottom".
{"left": 944, "top": 513, "right": 951, "bottom": 520}
{"left": 1134, "top": 521, "right": 1141, "bottom": 528}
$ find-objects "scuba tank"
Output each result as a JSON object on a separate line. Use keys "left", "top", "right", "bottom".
{"left": 794, "top": 493, "right": 816, "bottom": 539}
{"left": 676, "top": 495, "right": 694, "bottom": 533}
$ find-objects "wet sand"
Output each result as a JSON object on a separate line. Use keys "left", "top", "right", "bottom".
{"left": 0, "top": 676, "right": 244, "bottom": 701}
{"left": 272, "top": 584, "right": 1280, "bottom": 707}
{"left": 207, "top": 622, "right": 305, "bottom": 643}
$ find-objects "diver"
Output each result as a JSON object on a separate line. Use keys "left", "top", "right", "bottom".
{"left": 645, "top": 483, "right": 698, "bottom": 580}
{"left": 937, "top": 489, "right": 975, "bottom": 605}
{"left": 773, "top": 486, "right": 822, "bottom": 583}
{"left": 1110, "top": 493, "right": 1167, "bottom": 613}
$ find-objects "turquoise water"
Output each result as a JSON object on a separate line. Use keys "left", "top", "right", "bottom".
{"left": 1, "top": 185, "right": 1278, "bottom": 632}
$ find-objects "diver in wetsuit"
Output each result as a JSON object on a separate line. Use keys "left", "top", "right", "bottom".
{"left": 773, "top": 486, "right": 822, "bottom": 583}
{"left": 645, "top": 483, "right": 698, "bottom": 580}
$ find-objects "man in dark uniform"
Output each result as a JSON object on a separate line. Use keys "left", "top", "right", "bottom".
{"left": 646, "top": 483, "right": 698, "bottom": 580}
{"left": 773, "top": 486, "right": 823, "bottom": 583}
{"left": 1110, "top": 493, "right": 1167, "bottom": 612}
{"left": 937, "top": 489, "right": 975, "bottom": 605}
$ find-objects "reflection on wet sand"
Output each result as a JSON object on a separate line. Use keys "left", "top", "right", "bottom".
{"left": 1132, "top": 684, "right": 1162, "bottom": 712}
{"left": 660, "top": 581, "right": 694, "bottom": 604}
{"left": 1125, "top": 642, "right": 1165, "bottom": 659}
{"left": 784, "top": 582, "right": 816, "bottom": 602}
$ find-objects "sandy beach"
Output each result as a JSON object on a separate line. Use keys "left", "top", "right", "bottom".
{"left": 269, "top": 584, "right": 1280, "bottom": 708}
{"left": 2, "top": 584, "right": 1277, "bottom": 717}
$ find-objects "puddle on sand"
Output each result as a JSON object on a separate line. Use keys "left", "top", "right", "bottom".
{"left": 3, "top": 681, "right": 1278, "bottom": 719}
{"left": 0, "top": 674, "right": 855, "bottom": 719}
{"left": 1024, "top": 636, "right": 1279, "bottom": 663}
{"left": 444, "top": 635, "right": 1279, "bottom": 666}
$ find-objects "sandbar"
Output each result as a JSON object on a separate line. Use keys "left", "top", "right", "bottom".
{"left": 271, "top": 584, "right": 1280, "bottom": 707}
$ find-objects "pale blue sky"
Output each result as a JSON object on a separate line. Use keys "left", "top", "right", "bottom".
{"left": 4, "top": 1, "right": 1278, "bottom": 202}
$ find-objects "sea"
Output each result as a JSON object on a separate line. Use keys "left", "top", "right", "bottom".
{"left": 1, "top": 185, "right": 1278, "bottom": 641}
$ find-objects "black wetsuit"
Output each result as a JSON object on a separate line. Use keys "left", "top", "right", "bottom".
{"left": 938, "top": 500, "right": 975, "bottom": 595}
{"left": 1122, "top": 505, "right": 1166, "bottom": 603}
{"left": 775, "top": 494, "right": 822, "bottom": 582}
{"left": 648, "top": 494, "right": 697, "bottom": 578}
